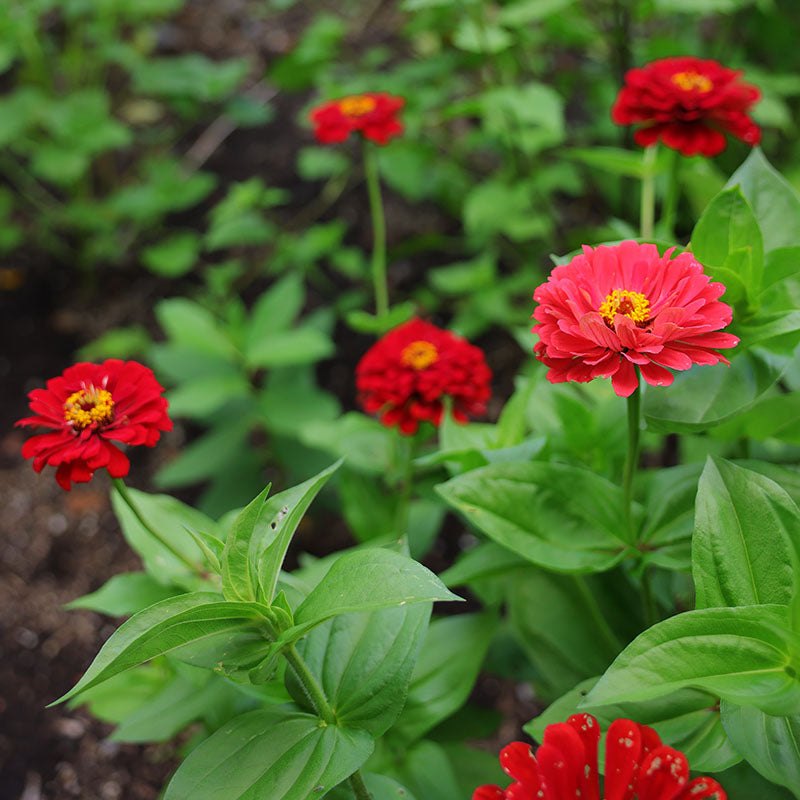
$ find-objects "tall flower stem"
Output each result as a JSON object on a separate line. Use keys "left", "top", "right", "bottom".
{"left": 621, "top": 385, "right": 640, "bottom": 541}
{"left": 363, "top": 141, "right": 388, "bottom": 318}
{"left": 392, "top": 431, "right": 417, "bottom": 541}
{"left": 283, "top": 644, "right": 372, "bottom": 799}
{"left": 110, "top": 478, "right": 203, "bottom": 576}
{"left": 640, "top": 145, "right": 657, "bottom": 239}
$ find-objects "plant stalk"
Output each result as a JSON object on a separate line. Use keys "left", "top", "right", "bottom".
{"left": 110, "top": 478, "right": 203, "bottom": 575}
{"left": 349, "top": 771, "right": 373, "bottom": 800}
{"left": 363, "top": 141, "right": 388, "bottom": 318}
{"left": 622, "top": 383, "right": 641, "bottom": 542}
{"left": 640, "top": 145, "right": 657, "bottom": 239}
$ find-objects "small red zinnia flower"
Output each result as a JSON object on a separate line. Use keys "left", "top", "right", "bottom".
{"left": 531, "top": 241, "right": 739, "bottom": 397}
{"left": 474, "top": 714, "right": 726, "bottom": 800}
{"left": 611, "top": 56, "right": 761, "bottom": 157}
{"left": 356, "top": 318, "right": 491, "bottom": 435}
{"left": 310, "top": 92, "right": 405, "bottom": 146}
{"left": 17, "top": 359, "right": 172, "bottom": 491}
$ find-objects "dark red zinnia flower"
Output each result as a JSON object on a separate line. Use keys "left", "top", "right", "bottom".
{"left": 356, "top": 318, "right": 491, "bottom": 435}
{"left": 17, "top": 360, "right": 172, "bottom": 490}
{"left": 474, "top": 714, "right": 726, "bottom": 800}
{"left": 532, "top": 241, "right": 739, "bottom": 397}
{"left": 611, "top": 56, "right": 761, "bottom": 156}
{"left": 310, "top": 92, "right": 405, "bottom": 146}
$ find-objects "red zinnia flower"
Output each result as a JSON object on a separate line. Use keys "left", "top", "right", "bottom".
{"left": 356, "top": 318, "right": 491, "bottom": 435}
{"left": 310, "top": 92, "right": 405, "bottom": 146}
{"left": 611, "top": 56, "right": 761, "bottom": 157}
{"left": 17, "top": 359, "right": 172, "bottom": 491}
{"left": 474, "top": 714, "right": 726, "bottom": 800}
{"left": 531, "top": 241, "right": 739, "bottom": 397}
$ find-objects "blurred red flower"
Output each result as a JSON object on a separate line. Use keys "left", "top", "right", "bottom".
{"left": 356, "top": 318, "right": 491, "bottom": 434}
{"left": 532, "top": 241, "right": 738, "bottom": 397}
{"left": 612, "top": 56, "right": 761, "bottom": 156}
{"left": 310, "top": 92, "right": 405, "bottom": 145}
{"left": 17, "top": 360, "right": 172, "bottom": 491}
{"left": 474, "top": 713, "right": 726, "bottom": 800}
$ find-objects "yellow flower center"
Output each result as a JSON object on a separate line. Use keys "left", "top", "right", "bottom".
{"left": 671, "top": 71, "right": 713, "bottom": 93}
{"left": 401, "top": 340, "right": 439, "bottom": 370}
{"left": 599, "top": 290, "right": 651, "bottom": 326}
{"left": 339, "top": 95, "right": 377, "bottom": 117}
{"left": 64, "top": 385, "right": 115, "bottom": 429}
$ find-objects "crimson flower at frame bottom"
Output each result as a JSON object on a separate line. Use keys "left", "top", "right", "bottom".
{"left": 310, "top": 92, "right": 405, "bottom": 145}
{"left": 474, "top": 714, "right": 726, "bottom": 800}
{"left": 611, "top": 56, "right": 761, "bottom": 157}
{"left": 356, "top": 318, "right": 492, "bottom": 435}
{"left": 531, "top": 241, "right": 739, "bottom": 398}
{"left": 17, "top": 359, "right": 172, "bottom": 491}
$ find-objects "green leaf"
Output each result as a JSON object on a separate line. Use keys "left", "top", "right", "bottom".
{"left": 643, "top": 349, "right": 789, "bottom": 434}
{"left": 721, "top": 701, "right": 800, "bottom": 795}
{"left": 345, "top": 302, "right": 417, "bottom": 335}
{"left": 255, "top": 461, "right": 343, "bottom": 603}
{"left": 247, "top": 273, "right": 305, "bottom": 341}
{"left": 327, "top": 774, "right": 417, "bottom": 800}
{"left": 439, "top": 541, "right": 528, "bottom": 587}
{"left": 53, "top": 593, "right": 270, "bottom": 704}
{"left": 166, "top": 373, "right": 251, "bottom": 419}
{"left": 65, "top": 573, "right": 177, "bottom": 616}
{"left": 453, "top": 19, "right": 512, "bottom": 53}
{"left": 163, "top": 705, "right": 373, "bottom": 800}
{"left": 259, "top": 366, "right": 341, "bottom": 437}
{"left": 142, "top": 232, "right": 202, "bottom": 278}
{"left": 528, "top": 679, "right": 741, "bottom": 772}
{"left": 289, "top": 604, "right": 430, "bottom": 736}
{"left": 110, "top": 488, "right": 215, "bottom": 586}
{"left": 693, "top": 458, "right": 800, "bottom": 609}
{"left": 299, "top": 413, "right": 394, "bottom": 474}
{"left": 498, "top": 0, "right": 575, "bottom": 25}
{"left": 392, "top": 612, "right": 495, "bottom": 744}
{"left": 222, "top": 484, "right": 272, "bottom": 603}
{"left": 727, "top": 148, "right": 800, "bottom": 253}
{"left": 390, "top": 740, "right": 464, "bottom": 800}
{"left": 155, "top": 298, "right": 238, "bottom": 361}
{"left": 338, "top": 468, "right": 398, "bottom": 543}
{"left": 508, "top": 568, "right": 627, "bottom": 702}
{"left": 691, "top": 186, "right": 764, "bottom": 299}
{"left": 131, "top": 54, "right": 248, "bottom": 102}
{"left": 762, "top": 246, "right": 800, "bottom": 291}
{"left": 585, "top": 605, "right": 800, "bottom": 716}
{"left": 714, "top": 393, "right": 800, "bottom": 444}
{"left": 297, "top": 147, "right": 350, "bottom": 180}
{"left": 245, "top": 325, "right": 334, "bottom": 368}
{"left": 436, "top": 462, "right": 628, "bottom": 573}
{"left": 292, "top": 549, "right": 461, "bottom": 634}
{"left": 564, "top": 146, "right": 670, "bottom": 178}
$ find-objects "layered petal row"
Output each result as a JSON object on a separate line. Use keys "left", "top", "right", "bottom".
{"left": 310, "top": 92, "right": 405, "bottom": 145}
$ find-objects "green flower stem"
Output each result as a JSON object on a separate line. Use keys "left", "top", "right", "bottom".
{"left": 660, "top": 148, "right": 681, "bottom": 237}
{"left": 363, "top": 141, "right": 389, "bottom": 319}
{"left": 283, "top": 644, "right": 373, "bottom": 799}
{"left": 349, "top": 771, "right": 373, "bottom": 800}
{"left": 622, "top": 383, "right": 641, "bottom": 542}
{"left": 283, "top": 643, "right": 337, "bottom": 725}
{"left": 392, "top": 431, "right": 417, "bottom": 541}
{"left": 640, "top": 145, "right": 657, "bottom": 239}
{"left": 110, "top": 478, "right": 203, "bottom": 576}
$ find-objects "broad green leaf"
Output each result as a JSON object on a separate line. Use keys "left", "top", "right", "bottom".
{"left": 110, "top": 671, "right": 241, "bottom": 743}
{"left": 564, "top": 146, "right": 670, "bottom": 178}
{"left": 166, "top": 373, "right": 251, "bottom": 419}
{"left": 691, "top": 186, "right": 763, "bottom": 298}
{"left": 54, "top": 593, "right": 271, "bottom": 703}
{"left": 498, "top": 0, "right": 575, "bottom": 25}
{"left": 256, "top": 461, "right": 342, "bottom": 604}
{"left": 721, "top": 701, "right": 800, "bottom": 795}
{"left": 392, "top": 612, "right": 495, "bottom": 744}
{"left": 288, "top": 604, "right": 430, "bottom": 736}
{"left": 65, "top": 572, "right": 177, "bottom": 616}
{"left": 259, "top": 366, "right": 340, "bottom": 437}
{"left": 727, "top": 148, "right": 800, "bottom": 253}
{"left": 131, "top": 54, "right": 248, "bottom": 102}
{"left": 247, "top": 273, "right": 305, "bottom": 343}
{"left": 299, "top": 413, "right": 393, "bottom": 474}
{"left": 439, "top": 541, "right": 528, "bottom": 587}
{"left": 327, "top": 774, "right": 416, "bottom": 800}
{"left": 222, "top": 484, "right": 271, "bottom": 602}
{"left": 713, "top": 393, "right": 800, "bottom": 444}
{"left": 693, "top": 458, "right": 800, "bottom": 609}
{"left": 390, "top": 740, "right": 463, "bottom": 800}
{"left": 453, "top": 19, "right": 512, "bottom": 53}
{"left": 155, "top": 298, "right": 238, "bottom": 361}
{"left": 527, "top": 679, "right": 740, "bottom": 772}
{"left": 338, "top": 469, "right": 398, "bottom": 543}
{"left": 297, "top": 147, "right": 350, "bottom": 180}
{"left": 436, "top": 462, "right": 629, "bottom": 573}
{"left": 141, "top": 232, "right": 201, "bottom": 278}
{"left": 163, "top": 705, "right": 373, "bottom": 800}
{"left": 245, "top": 325, "right": 334, "bottom": 368}
{"left": 585, "top": 605, "right": 800, "bottom": 716}
{"left": 643, "top": 348, "right": 789, "bottom": 433}
{"left": 291, "top": 549, "right": 460, "bottom": 635}
{"left": 762, "top": 246, "right": 800, "bottom": 291}
{"left": 736, "top": 311, "right": 800, "bottom": 352}
{"left": 508, "top": 568, "right": 627, "bottom": 702}
{"left": 111, "top": 488, "right": 215, "bottom": 586}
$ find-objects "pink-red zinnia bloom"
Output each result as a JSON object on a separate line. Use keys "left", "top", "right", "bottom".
{"left": 612, "top": 56, "right": 761, "bottom": 156}
{"left": 531, "top": 241, "right": 739, "bottom": 397}
{"left": 17, "top": 360, "right": 172, "bottom": 490}
{"left": 356, "top": 318, "right": 491, "bottom": 435}
{"left": 474, "top": 714, "right": 726, "bottom": 800}
{"left": 310, "top": 92, "right": 405, "bottom": 145}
